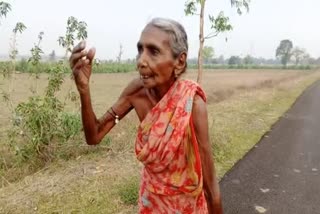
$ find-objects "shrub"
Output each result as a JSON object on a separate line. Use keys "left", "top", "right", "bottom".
{"left": 8, "top": 64, "right": 82, "bottom": 163}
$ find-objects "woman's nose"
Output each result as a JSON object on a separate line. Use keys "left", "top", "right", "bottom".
{"left": 136, "top": 52, "right": 147, "bottom": 69}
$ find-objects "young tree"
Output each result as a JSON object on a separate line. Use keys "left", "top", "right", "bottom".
{"left": 276, "top": 39, "right": 293, "bottom": 68}
{"left": 185, "top": 0, "right": 250, "bottom": 83}
{"left": 292, "top": 47, "right": 306, "bottom": 66}
{"left": 29, "top": 32, "right": 44, "bottom": 66}
{"left": 4, "top": 22, "right": 26, "bottom": 106}
{"left": 58, "top": 16, "right": 88, "bottom": 59}
{"left": 10, "top": 22, "right": 27, "bottom": 73}
{"left": 28, "top": 31, "right": 44, "bottom": 93}
{"left": 0, "top": 1, "right": 11, "bottom": 24}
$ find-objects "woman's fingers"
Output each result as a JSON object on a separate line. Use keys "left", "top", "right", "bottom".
{"left": 70, "top": 41, "right": 87, "bottom": 67}
{"left": 87, "top": 47, "right": 96, "bottom": 63}
{"left": 73, "top": 57, "right": 91, "bottom": 79}
{"left": 70, "top": 44, "right": 95, "bottom": 68}
{"left": 73, "top": 59, "right": 84, "bottom": 71}
{"left": 70, "top": 50, "right": 87, "bottom": 68}
{"left": 72, "top": 41, "right": 86, "bottom": 54}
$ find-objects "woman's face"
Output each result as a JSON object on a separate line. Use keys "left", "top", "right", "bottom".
{"left": 136, "top": 25, "right": 178, "bottom": 89}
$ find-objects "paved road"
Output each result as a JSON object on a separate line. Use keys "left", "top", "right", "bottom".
{"left": 220, "top": 80, "right": 320, "bottom": 214}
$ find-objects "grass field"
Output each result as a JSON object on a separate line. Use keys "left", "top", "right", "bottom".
{"left": 1, "top": 69, "right": 320, "bottom": 213}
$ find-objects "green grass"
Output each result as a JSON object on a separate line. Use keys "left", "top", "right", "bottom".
{"left": 210, "top": 75, "right": 319, "bottom": 177}
{"left": 117, "top": 176, "right": 140, "bottom": 205}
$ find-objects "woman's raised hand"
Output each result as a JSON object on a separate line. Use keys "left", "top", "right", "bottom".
{"left": 69, "top": 41, "right": 96, "bottom": 94}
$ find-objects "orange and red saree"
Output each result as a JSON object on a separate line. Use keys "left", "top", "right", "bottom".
{"left": 135, "top": 79, "right": 208, "bottom": 213}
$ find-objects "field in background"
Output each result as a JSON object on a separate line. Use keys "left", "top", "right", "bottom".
{"left": 0, "top": 69, "right": 311, "bottom": 128}
{"left": 1, "top": 69, "right": 320, "bottom": 213}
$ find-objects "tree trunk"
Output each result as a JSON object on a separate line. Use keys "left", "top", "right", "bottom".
{"left": 197, "top": 0, "right": 206, "bottom": 84}
{"left": 9, "top": 34, "right": 17, "bottom": 95}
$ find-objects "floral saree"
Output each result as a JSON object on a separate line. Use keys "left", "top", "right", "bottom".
{"left": 135, "top": 79, "right": 208, "bottom": 213}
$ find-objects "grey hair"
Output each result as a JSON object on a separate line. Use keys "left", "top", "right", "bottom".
{"left": 147, "top": 18, "right": 188, "bottom": 59}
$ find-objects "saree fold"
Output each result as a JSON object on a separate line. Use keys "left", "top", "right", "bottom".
{"left": 135, "top": 79, "right": 208, "bottom": 213}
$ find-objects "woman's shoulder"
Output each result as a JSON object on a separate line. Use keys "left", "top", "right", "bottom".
{"left": 178, "top": 78, "right": 206, "bottom": 102}
{"left": 178, "top": 78, "right": 202, "bottom": 89}
{"left": 119, "top": 78, "right": 144, "bottom": 98}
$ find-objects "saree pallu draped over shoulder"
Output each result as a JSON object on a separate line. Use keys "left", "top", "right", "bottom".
{"left": 135, "top": 79, "right": 208, "bottom": 214}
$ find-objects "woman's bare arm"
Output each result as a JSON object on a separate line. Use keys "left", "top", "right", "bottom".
{"left": 192, "top": 94, "right": 223, "bottom": 214}
{"left": 78, "top": 83, "right": 134, "bottom": 145}
{"left": 70, "top": 41, "right": 140, "bottom": 145}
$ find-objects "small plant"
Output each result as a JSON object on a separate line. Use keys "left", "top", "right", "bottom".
{"left": 6, "top": 17, "right": 87, "bottom": 166}
{"left": 29, "top": 31, "right": 44, "bottom": 74}
{"left": 8, "top": 63, "right": 82, "bottom": 163}
{"left": 59, "top": 111, "right": 82, "bottom": 141}
{"left": 28, "top": 31, "right": 45, "bottom": 93}
{"left": 58, "top": 16, "right": 88, "bottom": 59}
{"left": 4, "top": 21, "right": 27, "bottom": 109}
{"left": 9, "top": 64, "right": 63, "bottom": 161}
{"left": 9, "top": 22, "right": 27, "bottom": 74}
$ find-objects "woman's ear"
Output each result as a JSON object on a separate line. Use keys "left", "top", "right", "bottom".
{"left": 174, "top": 52, "right": 187, "bottom": 76}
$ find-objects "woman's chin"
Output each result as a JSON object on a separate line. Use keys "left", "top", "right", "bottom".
{"left": 141, "top": 79, "right": 156, "bottom": 88}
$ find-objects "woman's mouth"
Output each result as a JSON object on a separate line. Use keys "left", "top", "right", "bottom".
{"left": 141, "top": 75, "right": 151, "bottom": 79}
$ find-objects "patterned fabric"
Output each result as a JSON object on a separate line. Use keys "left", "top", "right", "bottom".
{"left": 135, "top": 79, "right": 208, "bottom": 213}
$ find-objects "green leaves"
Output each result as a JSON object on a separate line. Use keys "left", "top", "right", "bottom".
{"left": 9, "top": 64, "right": 80, "bottom": 163}
{"left": 58, "top": 36, "right": 66, "bottom": 48}
{"left": 276, "top": 39, "right": 293, "bottom": 67}
{"left": 10, "top": 22, "right": 27, "bottom": 62}
{"left": 29, "top": 32, "right": 44, "bottom": 66}
{"left": 184, "top": 0, "right": 249, "bottom": 42}
{"left": 45, "top": 65, "right": 65, "bottom": 98}
{"left": 0, "top": 1, "right": 11, "bottom": 19}
{"left": 13, "top": 22, "right": 27, "bottom": 34}
{"left": 184, "top": 0, "right": 198, "bottom": 15}
{"left": 231, "top": 0, "right": 250, "bottom": 15}
{"left": 77, "top": 21, "right": 88, "bottom": 40}
{"left": 206, "top": 12, "right": 233, "bottom": 39}
{"left": 58, "top": 16, "right": 88, "bottom": 58}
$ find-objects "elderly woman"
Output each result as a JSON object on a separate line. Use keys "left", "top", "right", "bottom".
{"left": 69, "top": 18, "right": 223, "bottom": 214}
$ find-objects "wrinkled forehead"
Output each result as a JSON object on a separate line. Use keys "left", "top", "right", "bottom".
{"left": 138, "top": 25, "right": 171, "bottom": 48}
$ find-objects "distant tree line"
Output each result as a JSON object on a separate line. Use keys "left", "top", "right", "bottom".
{"left": 3, "top": 40, "right": 320, "bottom": 69}
{"left": 187, "top": 43, "right": 320, "bottom": 67}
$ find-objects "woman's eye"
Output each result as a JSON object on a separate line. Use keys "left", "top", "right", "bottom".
{"left": 137, "top": 47, "right": 142, "bottom": 55}
{"left": 150, "top": 48, "right": 159, "bottom": 56}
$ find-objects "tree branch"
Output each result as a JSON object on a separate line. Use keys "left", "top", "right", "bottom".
{"left": 204, "top": 31, "right": 219, "bottom": 39}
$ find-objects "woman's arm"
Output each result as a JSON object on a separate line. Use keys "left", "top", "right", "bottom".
{"left": 192, "top": 94, "right": 223, "bottom": 214}
{"left": 70, "top": 41, "right": 136, "bottom": 145}
{"left": 78, "top": 85, "right": 133, "bottom": 145}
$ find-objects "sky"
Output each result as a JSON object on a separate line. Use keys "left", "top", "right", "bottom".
{"left": 0, "top": 0, "right": 320, "bottom": 60}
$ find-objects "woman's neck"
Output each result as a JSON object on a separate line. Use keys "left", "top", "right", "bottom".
{"left": 152, "top": 79, "right": 176, "bottom": 101}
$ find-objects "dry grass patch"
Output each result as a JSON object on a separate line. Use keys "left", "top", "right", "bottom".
{"left": 0, "top": 153, "right": 141, "bottom": 213}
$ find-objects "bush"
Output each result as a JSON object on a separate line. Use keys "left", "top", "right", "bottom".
{"left": 59, "top": 112, "right": 82, "bottom": 141}
{"left": 7, "top": 64, "right": 82, "bottom": 163}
